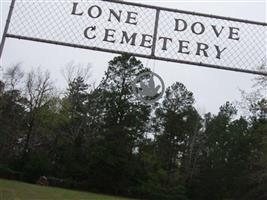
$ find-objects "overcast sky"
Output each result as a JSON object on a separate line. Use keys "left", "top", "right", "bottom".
{"left": 0, "top": 0, "right": 266, "bottom": 114}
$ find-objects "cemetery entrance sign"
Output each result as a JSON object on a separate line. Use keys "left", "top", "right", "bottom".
{"left": 1, "top": 0, "right": 267, "bottom": 75}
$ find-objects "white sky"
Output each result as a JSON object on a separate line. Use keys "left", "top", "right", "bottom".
{"left": 0, "top": 0, "right": 266, "bottom": 114}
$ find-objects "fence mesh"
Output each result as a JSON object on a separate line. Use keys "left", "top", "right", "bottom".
{"left": 6, "top": 0, "right": 267, "bottom": 75}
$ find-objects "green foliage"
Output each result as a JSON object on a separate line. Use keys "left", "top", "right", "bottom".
{"left": 0, "top": 165, "right": 21, "bottom": 178}
{"left": 0, "top": 57, "right": 267, "bottom": 200}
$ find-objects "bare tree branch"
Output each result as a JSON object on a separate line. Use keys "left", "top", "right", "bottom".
{"left": 4, "top": 63, "right": 24, "bottom": 91}
{"left": 62, "top": 61, "right": 92, "bottom": 85}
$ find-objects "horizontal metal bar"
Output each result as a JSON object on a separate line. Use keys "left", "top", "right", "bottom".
{"left": 6, "top": 34, "right": 267, "bottom": 76}
{"left": 102, "top": 0, "right": 267, "bottom": 26}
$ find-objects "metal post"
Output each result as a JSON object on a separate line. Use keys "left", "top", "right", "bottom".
{"left": 151, "top": 9, "right": 160, "bottom": 57}
{"left": 0, "top": 0, "right": 16, "bottom": 61}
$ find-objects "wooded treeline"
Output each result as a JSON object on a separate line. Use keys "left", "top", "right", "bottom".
{"left": 0, "top": 54, "right": 266, "bottom": 200}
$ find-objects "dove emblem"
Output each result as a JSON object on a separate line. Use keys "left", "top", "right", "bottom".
{"left": 132, "top": 72, "right": 165, "bottom": 104}
{"left": 140, "top": 76, "right": 161, "bottom": 97}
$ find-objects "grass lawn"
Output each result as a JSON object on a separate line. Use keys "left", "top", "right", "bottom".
{"left": 0, "top": 179, "right": 135, "bottom": 200}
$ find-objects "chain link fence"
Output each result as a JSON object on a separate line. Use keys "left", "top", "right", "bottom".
{"left": 6, "top": 0, "right": 267, "bottom": 75}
